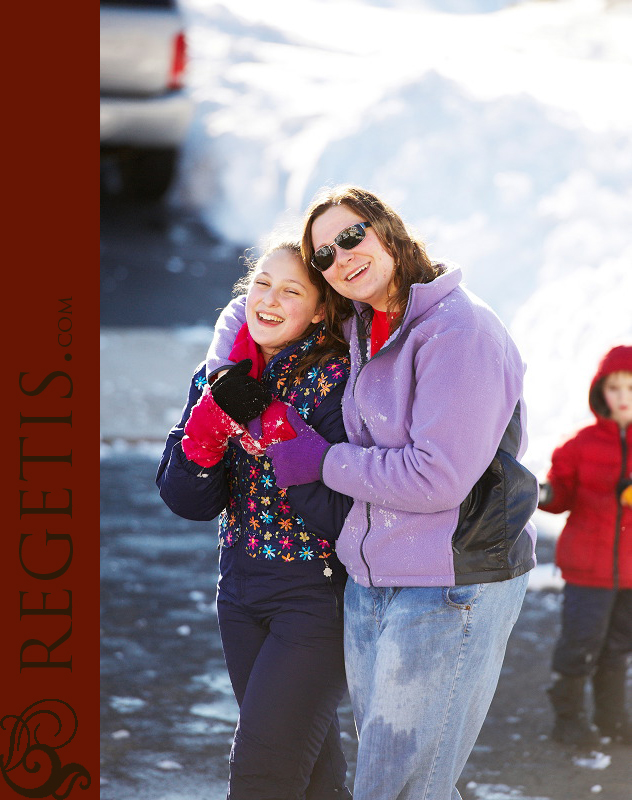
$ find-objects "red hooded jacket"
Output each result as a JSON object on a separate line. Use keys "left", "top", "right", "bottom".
{"left": 541, "top": 345, "right": 632, "bottom": 588}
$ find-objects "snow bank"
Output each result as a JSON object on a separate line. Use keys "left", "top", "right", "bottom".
{"left": 172, "top": 0, "right": 632, "bottom": 473}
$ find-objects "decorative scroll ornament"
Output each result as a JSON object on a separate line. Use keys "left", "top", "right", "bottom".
{"left": 0, "top": 699, "right": 91, "bottom": 798}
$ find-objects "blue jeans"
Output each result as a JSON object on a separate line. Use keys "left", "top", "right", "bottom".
{"left": 344, "top": 574, "right": 529, "bottom": 800}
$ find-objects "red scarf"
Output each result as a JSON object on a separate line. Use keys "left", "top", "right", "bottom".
{"left": 371, "top": 309, "right": 396, "bottom": 356}
{"left": 228, "top": 323, "right": 267, "bottom": 379}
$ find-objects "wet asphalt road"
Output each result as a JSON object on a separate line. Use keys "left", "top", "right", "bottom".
{"left": 100, "top": 192, "right": 244, "bottom": 328}
{"left": 100, "top": 195, "right": 631, "bottom": 799}
{"left": 100, "top": 454, "right": 631, "bottom": 800}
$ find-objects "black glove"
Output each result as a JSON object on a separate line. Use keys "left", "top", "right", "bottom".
{"left": 537, "top": 482, "right": 553, "bottom": 508}
{"left": 210, "top": 359, "right": 272, "bottom": 425}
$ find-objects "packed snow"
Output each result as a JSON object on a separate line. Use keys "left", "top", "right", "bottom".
{"left": 173, "top": 0, "right": 632, "bottom": 477}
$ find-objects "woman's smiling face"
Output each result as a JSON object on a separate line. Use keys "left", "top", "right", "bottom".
{"left": 311, "top": 205, "right": 395, "bottom": 311}
{"left": 246, "top": 249, "right": 324, "bottom": 363}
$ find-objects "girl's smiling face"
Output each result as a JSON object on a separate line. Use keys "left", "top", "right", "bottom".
{"left": 311, "top": 204, "right": 396, "bottom": 311}
{"left": 246, "top": 249, "right": 324, "bottom": 363}
{"left": 603, "top": 371, "right": 632, "bottom": 428}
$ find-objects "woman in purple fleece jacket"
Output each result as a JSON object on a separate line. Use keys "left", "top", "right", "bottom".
{"left": 207, "top": 186, "right": 538, "bottom": 800}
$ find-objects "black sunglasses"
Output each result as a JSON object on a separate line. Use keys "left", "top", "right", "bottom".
{"left": 310, "top": 222, "right": 372, "bottom": 272}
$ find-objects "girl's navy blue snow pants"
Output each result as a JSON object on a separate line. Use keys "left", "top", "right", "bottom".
{"left": 216, "top": 552, "right": 351, "bottom": 800}
{"left": 552, "top": 584, "right": 632, "bottom": 676}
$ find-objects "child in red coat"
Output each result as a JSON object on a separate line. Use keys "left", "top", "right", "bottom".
{"left": 539, "top": 344, "right": 632, "bottom": 746}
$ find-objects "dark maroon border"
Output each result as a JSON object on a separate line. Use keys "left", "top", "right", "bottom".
{"left": 2, "top": 1, "right": 99, "bottom": 797}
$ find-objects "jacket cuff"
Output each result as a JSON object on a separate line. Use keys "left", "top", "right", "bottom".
{"left": 175, "top": 442, "right": 218, "bottom": 478}
{"left": 319, "top": 443, "right": 335, "bottom": 484}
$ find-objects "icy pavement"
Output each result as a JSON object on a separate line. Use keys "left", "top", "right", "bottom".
{"left": 100, "top": 452, "right": 632, "bottom": 800}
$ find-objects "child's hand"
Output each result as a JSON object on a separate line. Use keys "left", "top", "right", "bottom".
{"left": 239, "top": 400, "right": 298, "bottom": 456}
{"left": 182, "top": 390, "right": 245, "bottom": 467}
{"left": 620, "top": 483, "right": 632, "bottom": 507}
{"left": 211, "top": 359, "right": 272, "bottom": 424}
{"left": 537, "top": 482, "right": 553, "bottom": 508}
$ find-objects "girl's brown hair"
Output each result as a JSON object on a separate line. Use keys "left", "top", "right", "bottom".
{"left": 301, "top": 185, "right": 443, "bottom": 340}
{"left": 233, "top": 239, "right": 349, "bottom": 382}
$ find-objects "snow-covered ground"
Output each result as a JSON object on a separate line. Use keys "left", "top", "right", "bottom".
{"left": 171, "top": 0, "right": 632, "bottom": 476}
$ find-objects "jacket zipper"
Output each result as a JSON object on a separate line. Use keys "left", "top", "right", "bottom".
{"left": 351, "top": 295, "right": 415, "bottom": 586}
{"left": 613, "top": 427, "right": 627, "bottom": 590}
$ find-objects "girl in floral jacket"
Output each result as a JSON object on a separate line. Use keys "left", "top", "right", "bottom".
{"left": 157, "top": 241, "right": 353, "bottom": 799}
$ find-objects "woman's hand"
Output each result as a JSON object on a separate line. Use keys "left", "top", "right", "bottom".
{"left": 211, "top": 359, "right": 272, "bottom": 424}
{"left": 267, "top": 407, "right": 332, "bottom": 487}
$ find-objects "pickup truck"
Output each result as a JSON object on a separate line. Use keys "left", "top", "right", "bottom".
{"left": 100, "top": 0, "right": 193, "bottom": 199}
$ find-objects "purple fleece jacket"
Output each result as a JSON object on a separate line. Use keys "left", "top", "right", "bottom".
{"left": 206, "top": 267, "right": 536, "bottom": 587}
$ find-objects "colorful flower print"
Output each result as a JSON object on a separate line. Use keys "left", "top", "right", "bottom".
{"left": 279, "top": 536, "right": 293, "bottom": 550}
{"left": 194, "top": 375, "right": 208, "bottom": 389}
{"left": 218, "top": 333, "right": 350, "bottom": 563}
{"left": 318, "top": 378, "right": 333, "bottom": 397}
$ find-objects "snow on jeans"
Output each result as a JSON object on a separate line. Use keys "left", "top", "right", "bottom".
{"left": 344, "top": 573, "right": 529, "bottom": 800}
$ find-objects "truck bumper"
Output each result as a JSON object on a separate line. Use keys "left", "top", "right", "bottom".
{"left": 100, "top": 91, "right": 193, "bottom": 148}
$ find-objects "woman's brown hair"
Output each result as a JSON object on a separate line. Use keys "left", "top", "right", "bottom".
{"left": 301, "top": 185, "right": 443, "bottom": 339}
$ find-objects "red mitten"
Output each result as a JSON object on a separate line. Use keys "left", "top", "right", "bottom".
{"left": 240, "top": 399, "right": 298, "bottom": 456}
{"left": 182, "top": 387, "right": 245, "bottom": 467}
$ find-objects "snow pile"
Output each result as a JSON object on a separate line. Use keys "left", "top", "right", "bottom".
{"left": 465, "top": 782, "right": 550, "bottom": 799}
{"left": 572, "top": 751, "right": 612, "bottom": 770}
{"left": 527, "top": 562, "right": 564, "bottom": 591}
{"left": 174, "top": 0, "right": 632, "bottom": 474}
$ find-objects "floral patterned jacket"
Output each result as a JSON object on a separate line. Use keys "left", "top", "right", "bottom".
{"left": 157, "top": 326, "right": 352, "bottom": 566}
